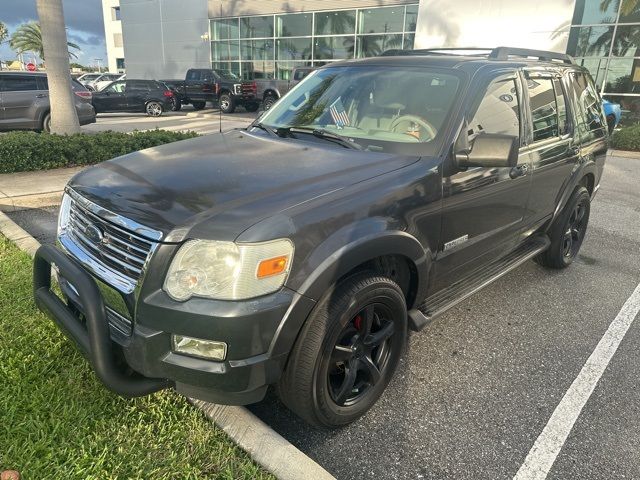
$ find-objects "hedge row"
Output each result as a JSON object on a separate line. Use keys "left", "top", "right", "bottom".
{"left": 610, "top": 123, "right": 640, "bottom": 152}
{"left": 0, "top": 130, "right": 199, "bottom": 174}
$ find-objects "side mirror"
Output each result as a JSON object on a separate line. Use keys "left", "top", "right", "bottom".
{"left": 456, "top": 133, "right": 519, "bottom": 168}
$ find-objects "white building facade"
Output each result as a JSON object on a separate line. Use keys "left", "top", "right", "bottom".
{"left": 102, "top": 0, "right": 125, "bottom": 73}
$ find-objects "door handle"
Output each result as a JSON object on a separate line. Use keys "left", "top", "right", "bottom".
{"left": 36, "top": 93, "right": 48, "bottom": 98}
{"left": 509, "top": 164, "right": 529, "bottom": 179}
{"left": 570, "top": 146, "right": 580, "bottom": 156}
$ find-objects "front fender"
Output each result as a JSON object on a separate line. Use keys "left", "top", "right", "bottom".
{"left": 268, "top": 228, "right": 430, "bottom": 358}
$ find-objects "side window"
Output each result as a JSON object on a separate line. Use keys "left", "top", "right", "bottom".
{"left": 1, "top": 75, "right": 39, "bottom": 92}
{"left": 528, "top": 78, "right": 559, "bottom": 142}
{"left": 569, "top": 72, "right": 605, "bottom": 134}
{"left": 105, "top": 81, "right": 126, "bottom": 93}
{"left": 186, "top": 70, "right": 201, "bottom": 81}
{"left": 202, "top": 72, "right": 214, "bottom": 83}
{"left": 469, "top": 78, "right": 520, "bottom": 139}
{"left": 553, "top": 78, "right": 569, "bottom": 136}
{"left": 36, "top": 76, "right": 49, "bottom": 91}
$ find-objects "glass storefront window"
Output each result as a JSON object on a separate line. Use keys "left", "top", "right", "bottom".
{"left": 277, "top": 38, "right": 312, "bottom": 61}
{"left": 314, "top": 36, "right": 355, "bottom": 60}
{"left": 575, "top": 57, "right": 610, "bottom": 89}
{"left": 276, "top": 61, "right": 309, "bottom": 80}
{"left": 277, "top": 13, "right": 312, "bottom": 37}
{"left": 212, "top": 62, "right": 241, "bottom": 78}
{"left": 603, "top": 57, "right": 640, "bottom": 93}
{"left": 211, "top": 40, "right": 240, "bottom": 61}
{"left": 619, "top": 0, "right": 640, "bottom": 23}
{"left": 314, "top": 10, "right": 356, "bottom": 36}
{"left": 240, "top": 39, "right": 275, "bottom": 61}
{"left": 359, "top": 6, "right": 405, "bottom": 34}
{"left": 211, "top": 18, "right": 239, "bottom": 40}
{"left": 403, "top": 34, "right": 415, "bottom": 50}
{"left": 357, "top": 34, "right": 403, "bottom": 57}
{"left": 241, "top": 61, "right": 275, "bottom": 80}
{"left": 567, "top": 26, "right": 614, "bottom": 57}
{"left": 572, "top": 0, "right": 619, "bottom": 25}
{"left": 240, "top": 16, "right": 274, "bottom": 38}
{"left": 612, "top": 25, "right": 640, "bottom": 56}
{"left": 405, "top": 5, "right": 419, "bottom": 32}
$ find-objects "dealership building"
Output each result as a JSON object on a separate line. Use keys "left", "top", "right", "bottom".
{"left": 110, "top": 0, "right": 639, "bottom": 119}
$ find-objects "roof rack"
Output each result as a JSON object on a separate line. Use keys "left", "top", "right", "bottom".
{"left": 381, "top": 46, "right": 576, "bottom": 65}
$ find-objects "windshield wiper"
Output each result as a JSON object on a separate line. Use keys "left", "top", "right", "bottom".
{"left": 290, "top": 127, "right": 363, "bottom": 150}
{"left": 251, "top": 122, "right": 296, "bottom": 139}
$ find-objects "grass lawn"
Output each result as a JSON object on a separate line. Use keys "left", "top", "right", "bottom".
{"left": 0, "top": 236, "right": 274, "bottom": 480}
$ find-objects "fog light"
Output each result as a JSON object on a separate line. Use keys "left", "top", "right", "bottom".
{"left": 172, "top": 335, "right": 227, "bottom": 361}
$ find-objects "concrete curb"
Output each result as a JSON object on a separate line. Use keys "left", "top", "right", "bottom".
{"left": 0, "top": 210, "right": 334, "bottom": 480}
{"left": 609, "top": 149, "right": 640, "bottom": 159}
{"left": 192, "top": 400, "right": 335, "bottom": 480}
{"left": 0, "top": 191, "right": 63, "bottom": 213}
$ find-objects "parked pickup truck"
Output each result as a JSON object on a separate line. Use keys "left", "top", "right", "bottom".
{"left": 242, "top": 66, "right": 314, "bottom": 110}
{"left": 34, "top": 47, "right": 608, "bottom": 428}
{"left": 162, "top": 68, "right": 259, "bottom": 113}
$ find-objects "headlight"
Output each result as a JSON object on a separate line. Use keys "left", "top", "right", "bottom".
{"left": 164, "top": 238, "right": 294, "bottom": 301}
{"left": 57, "top": 193, "right": 72, "bottom": 238}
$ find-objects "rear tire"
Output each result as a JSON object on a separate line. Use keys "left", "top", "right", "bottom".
{"left": 145, "top": 101, "right": 163, "bottom": 117}
{"left": 263, "top": 94, "right": 277, "bottom": 110}
{"left": 536, "top": 186, "right": 590, "bottom": 269}
{"left": 219, "top": 93, "right": 235, "bottom": 114}
{"left": 192, "top": 101, "right": 206, "bottom": 110}
{"left": 41, "top": 112, "right": 51, "bottom": 133}
{"left": 277, "top": 273, "right": 407, "bottom": 427}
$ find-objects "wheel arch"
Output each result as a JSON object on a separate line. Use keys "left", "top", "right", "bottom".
{"left": 263, "top": 89, "right": 279, "bottom": 100}
{"left": 268, "top": 231, "right": 430, "bottom": 358}
{"left": 550, "top": 162, "right": 597, "bottom": 226}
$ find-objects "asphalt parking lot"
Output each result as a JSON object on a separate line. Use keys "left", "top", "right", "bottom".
{"left": 7, "top": 154, "right": 639, "bottom": 480}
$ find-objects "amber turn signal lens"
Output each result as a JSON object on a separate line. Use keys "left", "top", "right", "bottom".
{"left": 257, "top": 255, "right": 289, "bottom": 278}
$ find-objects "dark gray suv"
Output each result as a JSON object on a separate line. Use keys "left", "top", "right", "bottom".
{"left": 0, "top": 72, "right": 96, "bottom": 132}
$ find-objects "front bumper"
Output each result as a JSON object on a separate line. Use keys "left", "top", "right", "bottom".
{"left": 33, "top": 244, "right": 312, "bottom": 405}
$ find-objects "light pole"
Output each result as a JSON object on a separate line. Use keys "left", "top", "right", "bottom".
{"left": 94, "top": 58, "right": 102, "bottom": 73}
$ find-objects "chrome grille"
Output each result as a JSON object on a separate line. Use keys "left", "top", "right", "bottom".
{"left": 60, "top": 190, "right": 162, "bottom": 293}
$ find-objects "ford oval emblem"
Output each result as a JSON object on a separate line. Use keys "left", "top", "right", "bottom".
{"left": 84, "top": 224, "right": 104, "bottom": 244}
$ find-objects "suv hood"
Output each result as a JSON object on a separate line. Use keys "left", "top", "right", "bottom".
{"left": 68, "top": 131, "right": 418, "bottom": 241}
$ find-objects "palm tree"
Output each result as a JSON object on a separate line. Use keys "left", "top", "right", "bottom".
{"left": 600, "top": 0, "right": 639, "bottom": 18}
{"left": 0, "top": 22, "right": 8, "bottom": 44}
{"left": 35, "top": 0, "right": 80, "bottom": 134}
{"left": 10, "top": 21, "right": 79, "bottom": 60}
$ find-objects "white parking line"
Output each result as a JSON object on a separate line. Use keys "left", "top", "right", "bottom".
{"left": 514, "top": 282, "right": 640, "bottom": 480}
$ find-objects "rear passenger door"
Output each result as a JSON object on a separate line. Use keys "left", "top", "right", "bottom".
{"left": 523, "top": 72, "right": 579, "bottom": 224}
{"left": 0, "top": 74, "right": 41, "bottom": 129}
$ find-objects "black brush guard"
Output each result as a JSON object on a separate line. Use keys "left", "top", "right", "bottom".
{"left": 33, "top": 244, "right": 169, "bottom": 397}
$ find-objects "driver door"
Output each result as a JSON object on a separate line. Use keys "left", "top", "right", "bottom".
{"left": 434, "top": 72, "right": 532, "bottom": 289}
{"left": 93, "top": 80, "right": 126, "bottom": 112}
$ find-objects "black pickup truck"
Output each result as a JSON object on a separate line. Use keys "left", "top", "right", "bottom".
{"left": 162, "top": 68, "right": 258, "bottom": 113}
{"left": 34, "top": 47, "right": 608, "bottom": 428}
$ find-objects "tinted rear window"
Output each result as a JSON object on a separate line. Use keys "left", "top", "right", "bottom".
{"left": 0, "top": 75, "right": 40, "bottom": 92}
{"left": 186, "top": 70, "right": 201, "bottom": 81}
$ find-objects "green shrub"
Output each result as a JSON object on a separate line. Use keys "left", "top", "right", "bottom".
{"left": 0, "top": 130, "right": 199, "bottom": 174}
{"left": 610, "top": 123, "right": 640, "bottom": 152}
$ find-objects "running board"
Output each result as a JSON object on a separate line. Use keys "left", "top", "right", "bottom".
{"left": 415, "top": 236, "right": 550, "bottom": 328}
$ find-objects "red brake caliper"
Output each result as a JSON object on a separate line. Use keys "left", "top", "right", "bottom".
{"left": 354, "top": 314, "right": 362, "bottom": 331}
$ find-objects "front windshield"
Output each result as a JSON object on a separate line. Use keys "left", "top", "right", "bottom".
{"left": 258, "top": 65, "right": 462, "bottom": 153}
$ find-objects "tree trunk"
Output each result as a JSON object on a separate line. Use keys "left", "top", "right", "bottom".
{"left": 36, "top": 0, "right": 80, "bottom": 135}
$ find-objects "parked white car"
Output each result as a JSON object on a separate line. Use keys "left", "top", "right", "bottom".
{"left": 76, "top": 72, "right": 103, "bottom": 87}
{"left": 83, "top": 73, "right": 122, "bottom": 91}
{"left": 93, "top": 74, "right": 126, "bottom": 92}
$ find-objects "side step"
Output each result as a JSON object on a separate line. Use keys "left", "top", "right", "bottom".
{"left": 415, "top": 235, "right": 550, "bottom": 328}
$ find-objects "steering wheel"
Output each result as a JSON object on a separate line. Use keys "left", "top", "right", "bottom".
{"left": 389, "top": 115, "right": 437, "bottom": 141}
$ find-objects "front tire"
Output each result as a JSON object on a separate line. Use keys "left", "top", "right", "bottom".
{"left": 145, "top": 101, "right": 163, "bottom": 117}
{"left": 277, "top": 273, "right": 407, "bottom": 427}
{"left": 536, "top": 186, "right": 591, "bottom": 269}
{"left": 170, "top": 97, "right": 182, "bottom": 111}
{"left": 263, "top": 94, "right": 277, "bottom": 110}
{"left": 219, "top": 93, "right": 235, "bottom": 113}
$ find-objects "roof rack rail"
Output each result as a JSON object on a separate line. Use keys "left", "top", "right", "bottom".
{"left": 381, "top": 46, "right": 576, "bottom": 64}
{"left": 488, "top": 47, "right": 575, "bottom": 64}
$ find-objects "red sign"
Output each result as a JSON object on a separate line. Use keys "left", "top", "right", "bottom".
{"left": 26, "top": 62, "right": 36, "bottom": 71}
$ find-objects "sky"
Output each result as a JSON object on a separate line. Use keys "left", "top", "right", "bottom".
{"left": 0, "top": 0, "right": 108, "bottom": 68}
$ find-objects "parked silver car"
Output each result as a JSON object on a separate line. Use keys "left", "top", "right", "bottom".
{"left": 0, "top": 72, "right": 96, "bottom": 132}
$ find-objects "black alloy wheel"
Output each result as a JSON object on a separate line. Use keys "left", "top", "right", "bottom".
{"left": 536, "top": 186, "right": 591, "bottom": 269}
{"left": 329, "top": 304, "right": 395, "bottom": 406}
{"left": 278, "top": 273, "right": 407, "bottom": 427}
